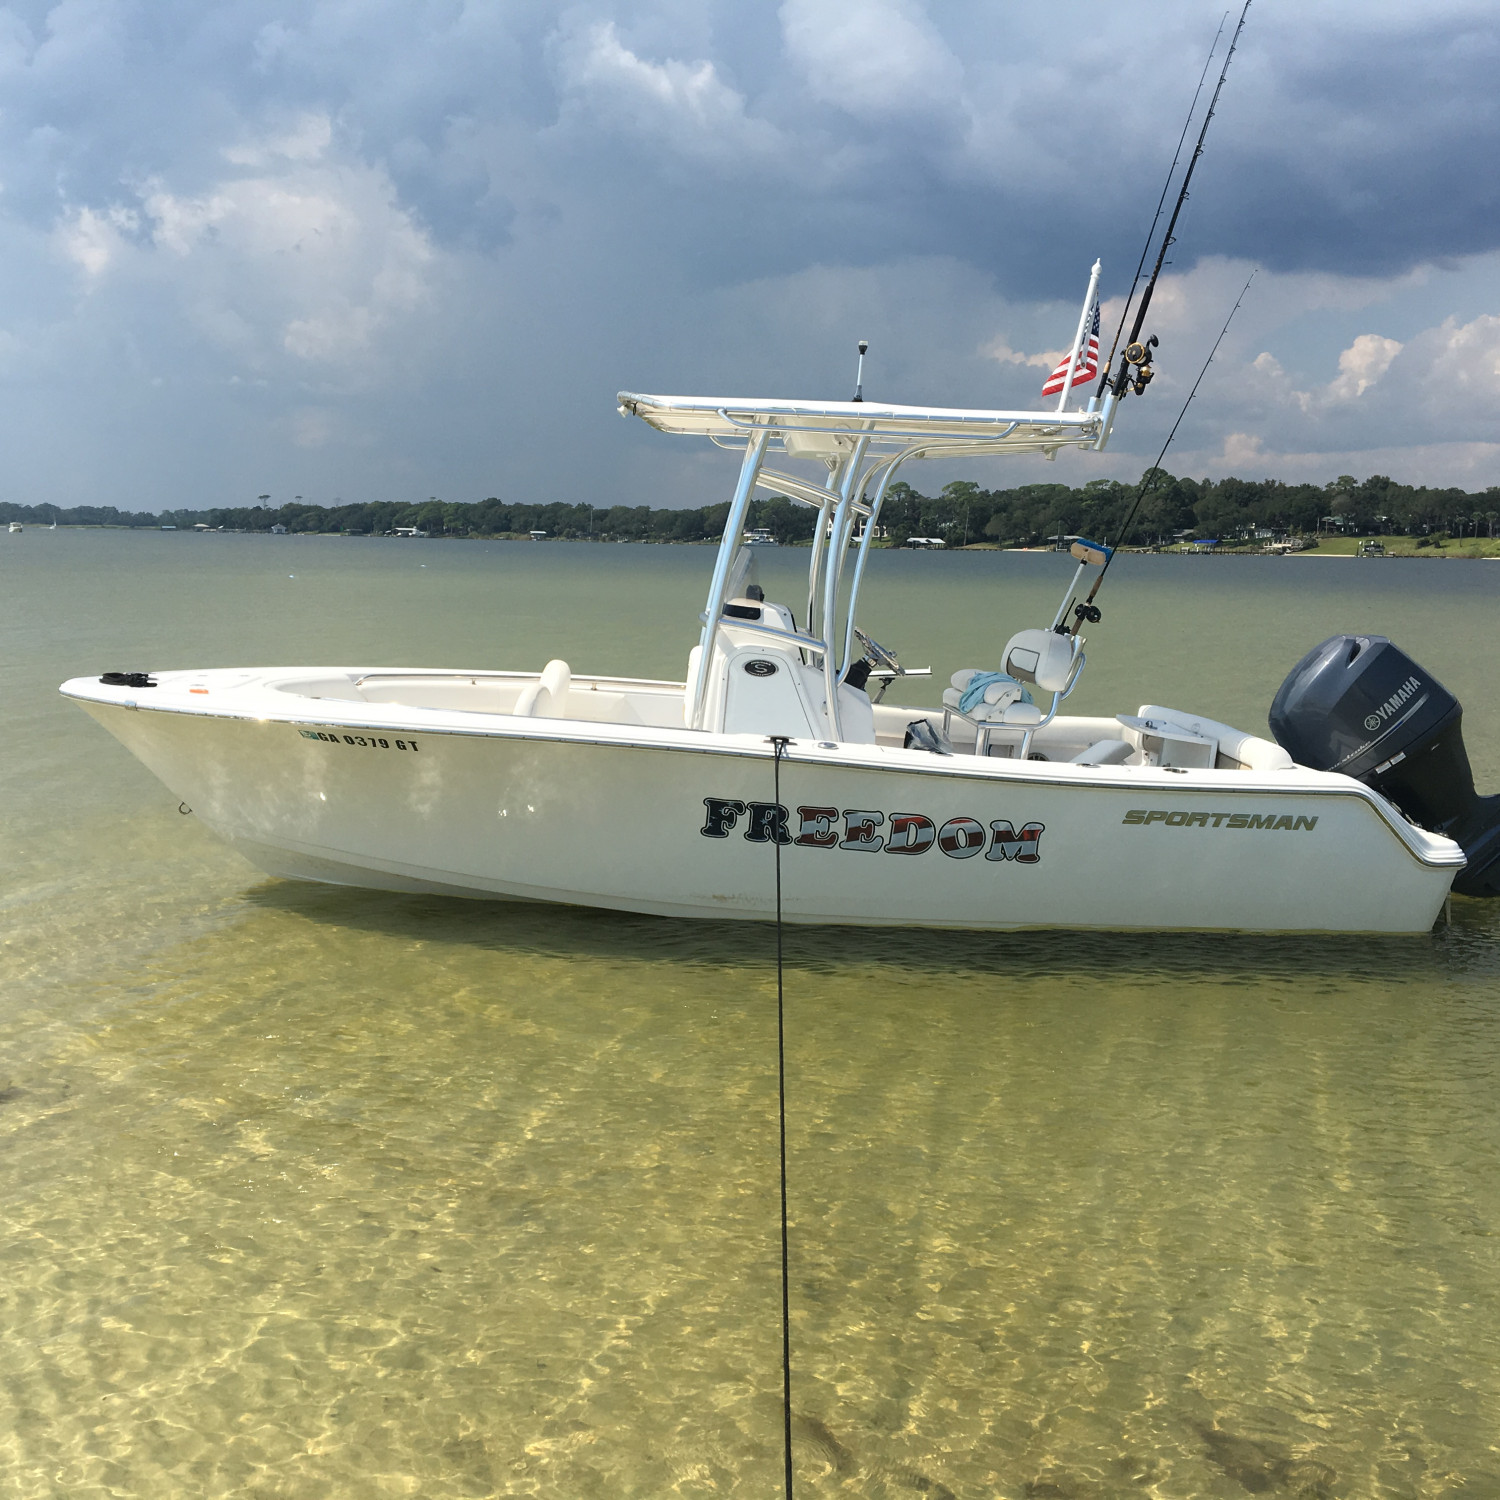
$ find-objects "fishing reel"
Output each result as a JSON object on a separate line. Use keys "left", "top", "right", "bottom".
{"left": 853, "top": 627, "right": 905, "bottom": 700}
{"left": 854, "top": 627, "right": 901, "bottom": 673}
{"left": 1123, "top": 334, "right": 1158, "bottom": 395}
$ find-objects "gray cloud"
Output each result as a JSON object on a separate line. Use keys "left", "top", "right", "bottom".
{"left": 0, "top": 0, "right": 1497, "bottom": 511}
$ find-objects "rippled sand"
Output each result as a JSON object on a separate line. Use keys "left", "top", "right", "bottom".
{"left": 3, "top": 533, "right": 1498, "bottom": 1496}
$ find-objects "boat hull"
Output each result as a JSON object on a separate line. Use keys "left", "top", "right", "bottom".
{"left": 66, "top": 684, "right": 1461, "bottom": 934}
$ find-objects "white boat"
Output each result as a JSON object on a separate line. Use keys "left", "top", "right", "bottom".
{"left": 8, "top": 521, "right": 20, "bottom": 533}
{"left": 742, "top": 527, "right": 779, "bottom": 547}
{"left": 60, "top": 310, "right": 1500, "bottom": 931}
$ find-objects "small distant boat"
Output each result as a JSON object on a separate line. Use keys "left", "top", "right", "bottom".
{"left": 8, "top": 521, "right": 20, "bottom": 533}
{"left": 742, "top": 528, "right": 778, "bottom": 547}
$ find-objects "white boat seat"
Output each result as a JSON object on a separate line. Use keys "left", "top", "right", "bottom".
{"left": 1002, "top": 627, "right": 1081, "bottom": 694}
{"left": 994, "top": 700, "right": 1041, "bottom": 726}
{"left": 942, "top": 668, "right": 1031, "bottom": 722}
{"left": 1071, "top": 737, "right": 1133, "bottom": 766}
{"left": 941, "top": 674, "right": 1044, "bottom": 758}
{"left": 941, "top": 687, "right": 1040, "bottom": 725}
{"left": 514, "top": 658, "right": 572, "bottom": 718}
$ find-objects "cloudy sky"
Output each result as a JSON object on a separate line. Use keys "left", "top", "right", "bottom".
{"left": 4, "top": 0, "right": 1499, "bottom": 512}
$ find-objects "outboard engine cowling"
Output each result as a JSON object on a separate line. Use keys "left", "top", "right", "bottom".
{"left": 1269, "top": 635, "right": 1500, "bottom": 898}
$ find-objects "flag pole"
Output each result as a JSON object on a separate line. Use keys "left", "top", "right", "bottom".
{"left": 1054, "top": 259, "right": 1101, "bottom": 413}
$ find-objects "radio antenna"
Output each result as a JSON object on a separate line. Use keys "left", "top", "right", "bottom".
{"left": 852, "top": 341, "right": 868, "bottom": 402}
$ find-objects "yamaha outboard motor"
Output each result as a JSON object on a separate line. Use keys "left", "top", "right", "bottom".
{"left": 1269, "top": 635, "right": 1500, "bottom": 898}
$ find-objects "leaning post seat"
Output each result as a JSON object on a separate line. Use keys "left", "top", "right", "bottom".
{"left": 942, "top": 668, "right": 1044, "bottom": 758}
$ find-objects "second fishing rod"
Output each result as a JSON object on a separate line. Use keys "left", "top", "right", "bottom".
{"left": 1092, "top": 0, "right": 1251, "bottom": 450}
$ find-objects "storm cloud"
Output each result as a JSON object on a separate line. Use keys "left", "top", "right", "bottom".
{"left": 1, "top": 0, "right": 1497, "bottom": 510}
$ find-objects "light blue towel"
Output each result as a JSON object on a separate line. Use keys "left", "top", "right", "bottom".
{"left": 958, "top": 671, "right": 1033, "bottom": 715}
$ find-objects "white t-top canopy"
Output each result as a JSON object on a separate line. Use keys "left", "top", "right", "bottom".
{"left": 618, "top": 392, "right": 1101, "bottom": 458}
{"left": 620, "top": 387, "right": 1115, "bottom": 735}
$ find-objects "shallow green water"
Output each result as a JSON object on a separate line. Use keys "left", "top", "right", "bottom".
{"left": 2, "top": 531, "right": 1499, "bottom": 1498}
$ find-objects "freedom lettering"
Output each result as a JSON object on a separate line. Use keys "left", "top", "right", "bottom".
{"left": 700, "top": 799, "right": 1044, "bottom": 864}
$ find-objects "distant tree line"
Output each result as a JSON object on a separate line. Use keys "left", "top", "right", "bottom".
{"left": 877, "top": 472, "right": 1500, "bottom": 548}
{"left": 3, "top": 472, "right": 1497, "bottom": 547}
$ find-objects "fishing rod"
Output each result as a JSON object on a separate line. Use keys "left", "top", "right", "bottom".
{"left": 1066, "top": 268, "right": 1257, "bottom": 633}
{"left": 1094, "top": 12, "right": 1227, "bottom": 405}
{"left": 1100, "top": 0, "right": 1251, "bottom": 414}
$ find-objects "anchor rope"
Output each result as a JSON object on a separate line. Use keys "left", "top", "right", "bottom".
{"left": 770, "top": 734, "right": 794, "bottom": 1500}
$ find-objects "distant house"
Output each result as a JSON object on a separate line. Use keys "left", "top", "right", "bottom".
{"left": 907, "top": 536, "right": 946, "bottom": 549}
{"left": 270, "top": 523, "right": 288, "bottom": 535}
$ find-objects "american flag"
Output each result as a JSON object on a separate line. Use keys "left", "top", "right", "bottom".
{"left": 1041, "top": 300, "right": 1100, "bottom": 397}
